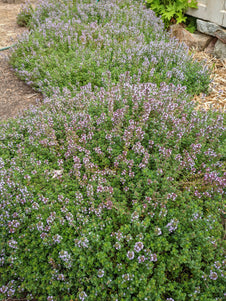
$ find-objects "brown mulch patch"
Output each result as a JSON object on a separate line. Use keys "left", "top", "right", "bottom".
{"left": 191, "top": 50, "right": 226, "bottom": 111}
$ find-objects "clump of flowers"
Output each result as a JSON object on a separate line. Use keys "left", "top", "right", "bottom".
{"left": 11, "top": 0, "right": 210, "bottom": 97}
{"left": 0, "top": 73, "right": 225, "bottom": 300}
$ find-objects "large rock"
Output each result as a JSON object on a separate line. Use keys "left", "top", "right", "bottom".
{"left": 214, "top": 39, "right": 226, "bottom": 59}
{"left": 197, "top": 19, "right": 226, "bottom": 44}
{"left": 204, "top": 38, "right": 218, "bottom": 55}
{"left": 215, "top": 29, "right": 226, "bottom": 44}
{"left": 197, "top": 19, "right": 220, "bottom": 36}
{"left": 170, "top": 24, "right": 213, "bottom": 51}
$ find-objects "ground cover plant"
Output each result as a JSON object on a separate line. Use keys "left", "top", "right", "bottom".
{"left": 10, "top": 0, "right": 210, "bottom": 97}
{"left": 0, "top": 0, "right": 225, "bottom": 300}
{"left": 17, "top": 2, "right": 34, "bottom": 28}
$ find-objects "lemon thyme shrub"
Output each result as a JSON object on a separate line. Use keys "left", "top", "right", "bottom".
{"left": 10, "top": 0, "right": 210, "bottom": 97}
{"left": 0, "top": 76, "right": 225, "bottom": 300}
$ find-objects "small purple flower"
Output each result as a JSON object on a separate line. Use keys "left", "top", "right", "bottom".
{"left": 97, "top": 269, "right": 104, "bottom": 278}
{"left": 59, "top": 250, "right": 72, "bottom": 268}
{"left": 155, "top": 227, "right": 162, "bottom": 236}
{"left": 36, "top": 221, "right": 44, "bottom": 232}
{"left": 150, "top": 253, "right": 158, "bottom": 262}
{"left": 209, "top": 270, "right": 218, "bottom": 280}
{"left": 57, "top": 274, "right": 65, "bottom": 281}
{"left": 134, "top": 242, "right": 144, "bottom": 252}
{"left": 8, "top": 239, "right": 18, "bottom": 249}
{"left": 79, "top": 291, "right": 87, "bottom": 300}
{"left": 138, "top": 255, "right": 146, "bottom": 263}
{"left": 52, "top": 234, "right": 63, "bottom": 244}
{"left": 122, "top": 273, "right": 132, "bottom": 281}
{"left": 114, "top": 242, "right": 121, "bottom": 250}
{"left": 166, "top": 219, "right": 179, "bottom": 233}
{"left": 125, "top": 234, "right": 132, "bottom": 242}
{"left": 127, "top": 251, "right": 135, "bottom": 260}
{"left": 214, "top": 261, "right": 221, "bottom": 269}
{"left": 0, "top": 285, "right": 8, "bottom": 294}
{"left": 7, "top": 288, "right": 15, "bottom": 297}
{"left": 115, "top": 231, "right": 123, "bottom": 241}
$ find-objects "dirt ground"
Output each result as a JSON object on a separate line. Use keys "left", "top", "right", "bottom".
{"left": 0, "top": 1, "right": 225, "bottom": 122}
{"left": 0, "top": 0, "right": 42, "bottom": 121}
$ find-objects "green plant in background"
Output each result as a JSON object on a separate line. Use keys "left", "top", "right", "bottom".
{"left": 145, "top": 0, "right": 198, "bottom": 27}
{"left": 185, "top": 15, "right": 197, "bottom": 33}
{"left": 16, "top": 2, "right": 34, "bottom": 28}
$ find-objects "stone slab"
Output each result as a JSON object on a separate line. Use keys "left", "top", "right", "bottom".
{"left": 214, "top": 39, "right": 226, "bottom": 59}
{"left": 204, "top": 37, "right": 218, "bottom": 55}
{"left": 197, "top": 19, "right": 221, "bottom": 37}
{"left": 186, "top": 0, "right": 226, "bottom": 27}
{"left": 197, "top": 19, "right": 226, "bottom": 44}
{"left": 215, "top": 29, "right": 226, "bottom": 44}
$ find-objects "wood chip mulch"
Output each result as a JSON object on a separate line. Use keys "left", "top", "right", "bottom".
{"left": 191, "top": 50, "right": 226, "bottom": 112}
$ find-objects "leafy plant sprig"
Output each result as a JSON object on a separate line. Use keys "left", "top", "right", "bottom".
{"left": 145, "top": 0, "right": 198, "bottom": 27}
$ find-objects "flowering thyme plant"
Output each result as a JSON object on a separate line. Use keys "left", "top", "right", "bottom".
{"left": 11, "top": 0, "right": 210, "bottom": 97}
{"left": 0, "top": 0, "right": 225, "bottom": 300}
{"left": 0, "top": 75, "right": 225, "bottom": 300}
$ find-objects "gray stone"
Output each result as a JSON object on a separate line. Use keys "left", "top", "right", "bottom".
{"left": 197, "top": 19, "right": 221, "bottom": 37}
{"left": 215, "top": 29, "right": 226, "bottom": 44}
{"left": 214, "top": 39, "right": 226, "bottom": 59}
{"left": 204, "top": 38, "right": 218, "bottom": 55}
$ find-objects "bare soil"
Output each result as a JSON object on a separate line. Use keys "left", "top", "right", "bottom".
{"left": 0, "top": 0, "right": 42, "bottom": 121}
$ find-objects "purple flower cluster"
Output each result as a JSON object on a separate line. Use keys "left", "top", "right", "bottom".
{"left": 97, "top": 269, "right": 104, "bottom": 278}
{"left": 10, "top": 0, "right": 211, "bottom": 98}
{"left": 79, "top": 291, "right": 88, "bottom": 301}
{"left": 127, "top": 251, "right": 135, "bottom": 260}
{"left": 166, "top": 219, "right": 179, "bottom": 233}
{"left": 209, "top": 270, "right": 218, "bottom": 280}
{"left": 59, "top": 250, "right": 72, "bottom": 268}
{"left": 134, "top": 242, "right": 144, "bottom": 253}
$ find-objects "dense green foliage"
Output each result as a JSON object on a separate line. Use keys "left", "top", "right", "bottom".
{"left": 145, "top": 0, "right": 198, "bottom": 27}
{"left": 10, "top": 0, "right": 209, "bottom": 97}
{"left": 0, "top": 1, "right": 225, "bottom": 300}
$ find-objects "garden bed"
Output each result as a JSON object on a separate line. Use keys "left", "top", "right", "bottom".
{"left": 0, "top": 1, "right": 225, "bottom": 300}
